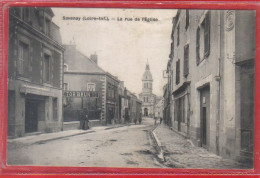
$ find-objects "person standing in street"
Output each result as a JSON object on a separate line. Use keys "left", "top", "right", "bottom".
{"left": 80, "top": 108, "right": 89, "bottom": 130}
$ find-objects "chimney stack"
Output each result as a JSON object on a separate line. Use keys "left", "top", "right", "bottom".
{"left": 90, "top": 53, "right": 98, "bottom": 64}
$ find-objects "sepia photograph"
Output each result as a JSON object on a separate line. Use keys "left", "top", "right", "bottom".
{"left": 6, "top": 7, "right": 255, "bottom": 169}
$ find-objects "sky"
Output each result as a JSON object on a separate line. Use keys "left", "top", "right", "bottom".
{"left": 52, "top": 8, "right": 177, "bottom": 97}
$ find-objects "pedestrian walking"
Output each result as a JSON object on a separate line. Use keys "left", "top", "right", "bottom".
{"left": 160, "top": 117, "right": 163, "bottom": 124}
{"left": 134, "top": 118, "right": 137, "bottom": 125}
{"left": 154, "top": 116, "right": 157, "bottom": 126}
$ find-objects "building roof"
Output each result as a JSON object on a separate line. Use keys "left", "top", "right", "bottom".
{"left": 64, "top": 45, "right": 106, "bottom": 74}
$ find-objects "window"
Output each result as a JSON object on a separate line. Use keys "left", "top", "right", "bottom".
{"left": 63, "top": 83, "right": 68, "bottom": 90}
{"left": 174, "top": 96, "right": 186, "bottom": 124}
{"left": 45, "top": 19, "right": 51, "bottom": 36}
{"left": 176, "top": 59, "right": 180, "bottom": 85}
{"left": 169, "top": 40, "right": 174, "bottom": 59}
{"left": 53, "top": 98, "right": 58, "bottom": 121}
{"left": 204, "top": 12, "right": 210, "bottom": 57}
{"left": 21, "top": 8, "right": 30, "bottom": 22}
{"left": 43, "top": 54, "right": 51, "bottom": 83}
{"left": 171, "top": 70, "right": 174, "bottom": 90}
{"left": 108, "top": 84, "right": 115, "bottom": 99}
{"left": 196, "top": 11, "right": 210, "bottom": 65}
{"left": 87, "top": 83, "right": 95, "bottom": 91}
{"left": 185, "top": 10, "right": 189, "bottom": 30}
{"left": 184, "top": 44, "right": 189, "bottom": 77}
{"left": 177, "top": 24, "right": 180, "bottom": 46}
{"left": 64, "top": 64, "right": 68, "bottom": 72}
{"left": 18, "top": 41, "right": 29, "bottom": 76}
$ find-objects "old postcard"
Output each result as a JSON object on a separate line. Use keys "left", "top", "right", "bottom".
{"left": 6, "top": 7, "right": 255, "bottom": 169}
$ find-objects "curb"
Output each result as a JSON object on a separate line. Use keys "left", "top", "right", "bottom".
{"left": 33, "top": 130, "right": 96, "bottom": 144}
{"left": 8, "top": 130, "right": 96, "bottom": 146}
{"left": 150, "top": 124, "right": 165, "bottom": 162}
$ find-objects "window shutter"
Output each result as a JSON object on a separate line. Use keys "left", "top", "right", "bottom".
{"left": 186, "top": 10, "right": 189, "bottom": 30}
{"left": 177, "top": 25, "right": 180, "bottom": 46}
{"left": 196, "top": 27, "right": 200, "bottom": 65}
{"left": 184, "top": 44, "right": 189, "bottom": 77}
{"left": 204, "top": 12, "right": 210, "bottom": 58}
{"left": 176, "top": 59, "right": 180, "bottom": 84}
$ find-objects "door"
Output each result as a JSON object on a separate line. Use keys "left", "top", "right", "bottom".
{"left": 25, "top": 100, "right": 38, "bottom": 133}
{"left": 201, "top": 107, "right": 207, "bottom": 146}
{"left": 200, "top": 86, "right": 210, "bottom": 149}
{"left": 177, "top": 99, "right": 181, "bottom": 131}
{"left": 240, "top": 63, "right": 254, "bottom": 160}
{"left": 144, "top": 108, "right": 148, "bottom": 116}
{"left": 125, "top": 108, "right": 129, "bottom": 122}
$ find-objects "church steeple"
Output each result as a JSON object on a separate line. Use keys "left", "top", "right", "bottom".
{"left": 142, "top": 61, "right": 153, "bottom": 93}
{"left": 146, "top": 59, "right": 150, "bottom": 70}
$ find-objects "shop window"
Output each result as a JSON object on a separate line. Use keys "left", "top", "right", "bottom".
{"left": 196, "top": 11, "right": 211, "bottom": 65}
{"left": 184, "top": 44, "right": 189, "bottom": 77}
{"left": 17, "top": 41, "right": 29, "bottom": 76}
{"left": 43, "top": 53, "right": 51, "bottom": 83}
{"left": 174, "top": 96, "right": 186, "bottom": 123}
{"left": 53, "top": 98, "right": 58, "bottom": 121}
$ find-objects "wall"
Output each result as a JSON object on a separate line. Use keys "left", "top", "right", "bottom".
{"left": 63, "top": 73, "right": 104, "bottom": 121}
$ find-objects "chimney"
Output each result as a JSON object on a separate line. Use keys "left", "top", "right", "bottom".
{"left": 90, "top": 53, "right": 98, "bottom": 64}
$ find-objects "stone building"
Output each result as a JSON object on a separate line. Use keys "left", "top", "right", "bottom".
{"left": 63, "top": 45, "right": 119, "bottom": 127}
{"left": 139, "top": 62, "right": 157, "bottom": 117}
{"left": 8, "top": 7, "right": 65, "bottom": 137}
{"left": 166, "top": 10, "right": 255, "bottom": 165}
{"left": 155, "top": 98, "right": 164, "bottom": 119}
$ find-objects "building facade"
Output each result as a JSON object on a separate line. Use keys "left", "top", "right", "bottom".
{"left": 139, "top": 63, "right": 157, "bottom": 117}
{"left": 8, "top": 7, "right": 65, "bottom": 137}
{"left": 166, "top": 10, "right": 255, "bottom": 164}
{"left": 63, "top": 45, "right": 119, "bottom": 126}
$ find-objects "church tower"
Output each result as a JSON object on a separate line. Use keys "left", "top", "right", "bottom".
{"left": 142, "top": 62, "right": 153, "bottom": 93}
{"left": 139, "top": 61, "right": 156, "bottom": 117}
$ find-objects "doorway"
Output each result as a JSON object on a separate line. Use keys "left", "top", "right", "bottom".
{"left": 25, "top": 99, "right": 38, "bottom": 133}
{"left": 240, "top": 63, "right": 254, "bottom": 161}
{"left": 200, "top": 85, "right": 210, "bottom": 149}
{"left": 144, "top": 108, "right": 148, "bottom": 117}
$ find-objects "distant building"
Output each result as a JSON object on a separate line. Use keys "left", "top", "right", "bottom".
{"left": 139, "top": 62, "right": 157, "bottom": 117}
{"left": 165, "top": 10, "right": 255, "bottom": 165}
{"left": 63, "top": 45, "right": 119, "bottom": 128}
{"left": 8, "top": 7, "right": 65, "bottom": 137}
{"left": 155, "top": 98, "right": 164, "bottom": 119}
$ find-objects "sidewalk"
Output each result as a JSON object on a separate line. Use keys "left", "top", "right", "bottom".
{"left": 153, "top": 124, "right": 250, "bottom": 169}
{"left": 7, "top": 124, "right": 130, "bottom": 147}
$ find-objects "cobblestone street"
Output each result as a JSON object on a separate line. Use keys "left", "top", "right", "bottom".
{"left": 7, "top": 118, "right": 162, "bottom": 168}
{"left": 154, "top": 124, "right": 251, "bottom": 169}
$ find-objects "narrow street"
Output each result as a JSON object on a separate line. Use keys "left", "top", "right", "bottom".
{"left": 7, "top": 117, "right": 164, "bottom": 168}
